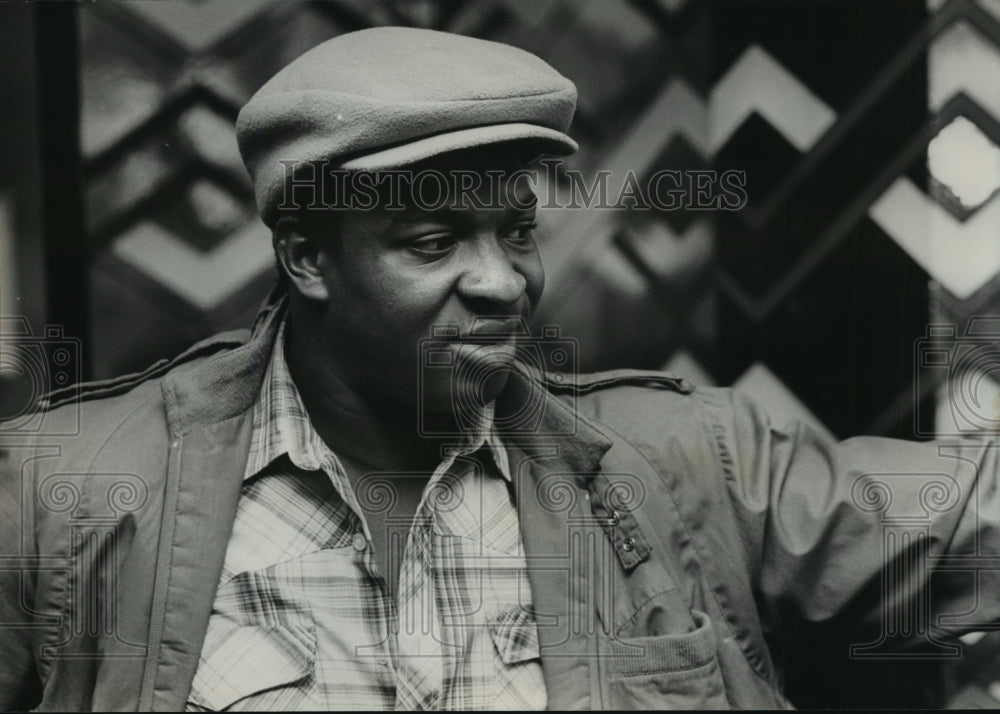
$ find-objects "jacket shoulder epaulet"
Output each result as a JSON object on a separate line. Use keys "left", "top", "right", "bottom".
{"left": 539, "top": 368, "right": 696, "bottom": 395}
{"left": 39, "top": 329, "right": 250, "bottom": 411}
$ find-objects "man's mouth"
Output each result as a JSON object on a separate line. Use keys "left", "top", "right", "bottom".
{"left": 448, "top": 317, "right": 526, "bottom": 365}
{"left": 463, "top": 316, "right": 529, "bottom": 342}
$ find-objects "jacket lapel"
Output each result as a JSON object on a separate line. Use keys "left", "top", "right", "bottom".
{"left": 498, "top": 368, "right": 613, "bottom": 710}
{"left": 139, "top": 295, "right": 285, "bottom": 711}
{"left": 143, "top": 416, "right": 252, "bottom": 711}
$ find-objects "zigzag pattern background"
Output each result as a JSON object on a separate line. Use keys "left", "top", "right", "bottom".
{"left": 77, "top": 1, "right": 1000, "bottom": 706}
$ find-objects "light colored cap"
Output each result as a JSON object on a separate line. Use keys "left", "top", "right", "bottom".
{"left": 237, "top": 26, "right": 578, "bottom": 225}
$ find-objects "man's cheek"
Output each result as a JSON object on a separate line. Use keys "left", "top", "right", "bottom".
{"left": 370, "top": 285, "right": 441, "bottom": 327}
{"left": 523, "top": 257, "right": 545, "bottom": 310}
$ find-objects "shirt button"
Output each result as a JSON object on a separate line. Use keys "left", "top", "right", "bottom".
{"left": 621, "top": 537, "right": 635, "bottom": 552}
{"left": 352, "top": 533, "right": 368, "bottom": 551}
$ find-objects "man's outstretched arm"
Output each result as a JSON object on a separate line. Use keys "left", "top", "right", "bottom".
{"left": 711, "top": 387, "right": 1000, "bottom": 648}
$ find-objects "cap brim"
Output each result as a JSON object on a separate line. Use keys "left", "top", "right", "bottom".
{"left": 338, "top": 122, "right": 578, "bottom": 170}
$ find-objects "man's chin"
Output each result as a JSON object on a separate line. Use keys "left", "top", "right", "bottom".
{"left": 414, "top": 340, "right": 519, "bottom": 433}
{"left": 452, "top": 342, "right": 517, "bottom": 401}
{"left": 454, "top": 368, "right": 511, "bottom": 406}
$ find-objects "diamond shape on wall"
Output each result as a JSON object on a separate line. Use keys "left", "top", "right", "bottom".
{"left": 928, "top": 116, "right": 1000, "bottom": 211}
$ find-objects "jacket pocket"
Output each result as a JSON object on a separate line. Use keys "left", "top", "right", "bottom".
{"left": 188, "top": 624, "right": 316, "bottom": 711}
{"left": 606, "top": 610, "right": 729, "bottom": 710}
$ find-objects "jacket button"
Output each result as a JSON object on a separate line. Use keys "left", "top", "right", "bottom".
{"left": 352, "top": 533, "right": 368, "bottom": 551}
{"left": 621, "top": 537, "right": 635, "bottom": 552}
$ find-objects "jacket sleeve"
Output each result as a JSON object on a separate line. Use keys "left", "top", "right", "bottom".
{"left": 0, "top": 439, "right": 43, "bottom": 710}
{"left": 713, "top": 387, "right": 1000, "bottom": 649}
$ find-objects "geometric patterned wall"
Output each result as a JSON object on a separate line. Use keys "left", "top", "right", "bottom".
{"left": 81, "top": 1, "right": 290, "bottom": 379}
{"left": 540, "top": 0, "right": 937, "bottom": 445}
{"left": 711, "top": 0, "right": 931, "bottom": 444}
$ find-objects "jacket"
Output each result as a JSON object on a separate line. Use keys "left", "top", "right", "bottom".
{"left": 3, "top": 295, "right": 1000, "bottom": 710}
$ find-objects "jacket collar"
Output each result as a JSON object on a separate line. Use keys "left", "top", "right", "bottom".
{"left": 161, "top": 288, "right": 287, "bottom": 438}
{"left": 494, "top": 362, "right": 613, "bottom": 474}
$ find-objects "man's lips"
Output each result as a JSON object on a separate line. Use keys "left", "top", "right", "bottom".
{"left": 466, "top": 317, "right": 526, "bottom": 340}
{"left": 428, "top": 317, "right": 530, "bottom": 343}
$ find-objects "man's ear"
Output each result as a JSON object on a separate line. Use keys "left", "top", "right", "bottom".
{"left": 273, "top": 215, "right": 330, "bottom": 301}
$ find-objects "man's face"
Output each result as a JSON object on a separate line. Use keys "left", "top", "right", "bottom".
{"left": 310, "top": 155, "right": 545, "bottom": 417}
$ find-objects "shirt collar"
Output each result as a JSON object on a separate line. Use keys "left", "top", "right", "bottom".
{"left": 244, "top": 316, "right": 511, "bottom": 482}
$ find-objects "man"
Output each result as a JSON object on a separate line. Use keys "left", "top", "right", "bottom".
{"left": 2, "top": 26, "right": 1000, "bottom": 711}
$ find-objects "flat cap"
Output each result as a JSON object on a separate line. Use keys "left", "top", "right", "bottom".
{"left": 237, "top": 26, "right": 578, "bottom": 226}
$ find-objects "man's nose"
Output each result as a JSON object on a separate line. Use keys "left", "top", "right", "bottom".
{"left": 456, "top": 238, "right": 526, "bottom": 309}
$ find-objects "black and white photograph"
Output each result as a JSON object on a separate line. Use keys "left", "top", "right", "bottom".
{"left": 2, "top": 0, "right": 1000, "bottom": 709}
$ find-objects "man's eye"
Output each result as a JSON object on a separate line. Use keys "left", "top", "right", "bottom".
{"left": 408, "top": 234, "right": 456, "bottom": 256}
{"left": 502, "top": 223, "right": 537, "bottom": 245}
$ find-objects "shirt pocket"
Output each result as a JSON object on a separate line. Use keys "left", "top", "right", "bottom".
{"left": 188, "top": 624, "right": 316, "bottom": 711}
{"left": 488, "top": 609, "right": 547, "bottom": 710}
{"left": 606, "top": 610, "right": 729, "bottom": 710}
{"left": 489, "top": 608, "right": 541, "bottom": 664}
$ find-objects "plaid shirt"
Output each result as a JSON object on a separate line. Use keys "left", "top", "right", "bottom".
{"left": 186, "top": 319, "right": 546, "bottom": 711}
